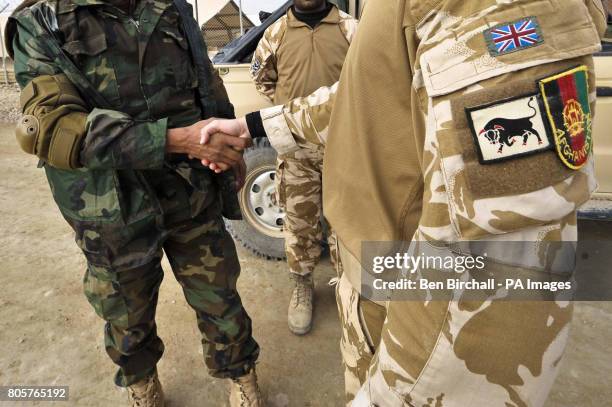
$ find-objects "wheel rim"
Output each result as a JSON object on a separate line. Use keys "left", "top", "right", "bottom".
{"left": 239, "top": 165, "right": 285, "bottom": 238}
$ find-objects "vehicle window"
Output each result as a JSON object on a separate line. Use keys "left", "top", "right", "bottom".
{"left": 329, "top": 0, "right": 349, "bottom": 13}
{"left": 598, "top": 8, "right": 612, "bottom": 55}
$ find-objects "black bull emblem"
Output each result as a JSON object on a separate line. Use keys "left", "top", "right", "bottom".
{"left": 479, "top": 97, "right": 544, "bottom": 154}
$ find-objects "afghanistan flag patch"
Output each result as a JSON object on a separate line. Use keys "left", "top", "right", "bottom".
{"left": 539, "top": 66, "right": 592, "bottom": 170}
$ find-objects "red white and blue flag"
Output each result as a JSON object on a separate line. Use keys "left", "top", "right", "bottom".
{"left": 485, "top": 17, "right": 543, "bottom": 56}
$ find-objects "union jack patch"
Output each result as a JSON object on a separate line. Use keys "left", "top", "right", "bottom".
{"left": 484, "top": 17, "right": 544, "bottom": 57}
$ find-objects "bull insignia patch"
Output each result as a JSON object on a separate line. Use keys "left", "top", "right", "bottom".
{"left": 466, "top": 94, "right": 552, "bottom": 164}
{"left": 539, "top": 66, "right": 592, "bottom": 170}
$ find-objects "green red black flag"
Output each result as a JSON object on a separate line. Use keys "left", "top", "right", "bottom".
{"left": 539, "top": 66, "right": 592, "bottom": 170}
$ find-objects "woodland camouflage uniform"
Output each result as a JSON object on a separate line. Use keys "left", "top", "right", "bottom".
{"left": 255, "top": 0, "right": 607, "bottom": 405}
{"left": 7, "top": 0, "right": 259, "bottom": 387}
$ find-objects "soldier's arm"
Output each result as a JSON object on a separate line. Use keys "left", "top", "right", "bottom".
{"left": 339, "top": 11, "right": 359, "bottom": 44}
{"left": 250, "top": 24, "right": 281, "bottom": 102}
{"left": 13, "top": 17, "right": 166, "bottom": 170}
{"left": 201, "top": 82, "right": 338, "bottom": 161}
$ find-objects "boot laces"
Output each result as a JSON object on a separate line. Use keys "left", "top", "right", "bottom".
{"left": 232, "top": 371, "right": 261, "bottom": 406}
{"left": 128, "top": 374, "right": 160, "bottom": 406}
{"left": 291, "top": 275, "right": 312, "bottom": 307}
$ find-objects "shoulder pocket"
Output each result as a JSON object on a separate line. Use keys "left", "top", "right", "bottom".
{"left": 61, "top": 33, "right": 122, "bottom": 106}
{"left": 418, "top": 0, "right": 601, "bottom": 97}
{"left": 159, "top": 26, "right": 189, "bottom": 50}
{"left": 62, "top": 34, "right": 107, "bottom": 56}
{"left": 417, "top": 0, "right": 601, "bottom": 240}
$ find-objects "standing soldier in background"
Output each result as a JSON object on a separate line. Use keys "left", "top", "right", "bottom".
{"left": 204, "top": 0, "right": 607, "bottom": 405}
{"left": 251, "top": 0, "right": 357, "bottom": 335}
{"left": 5, "top": 0, "right": 263, "bottom": 405}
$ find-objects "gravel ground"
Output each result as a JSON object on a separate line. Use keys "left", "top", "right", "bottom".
{"left": 0, "top": 83, "right": 21, "bottom": 124}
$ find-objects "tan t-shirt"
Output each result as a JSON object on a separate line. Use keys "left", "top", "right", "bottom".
{"left": 250, "top": 5, "right": 358, "bottom": 104}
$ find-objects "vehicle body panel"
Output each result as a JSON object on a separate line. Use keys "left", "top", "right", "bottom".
{"left": 217, "top": 64, "right": 272, "bottom": 116}
{"left": 593, "top": 53, "right": 612, "bottom": 195}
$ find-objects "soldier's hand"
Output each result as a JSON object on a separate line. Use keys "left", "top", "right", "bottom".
{"left": 166, "top": 119, "right": 250, "bottom": 172}
{"left": 200, "top": 117, "right": 252, "bottom": 171}
{"left": 201, "top": 117, "right": 251, "bottom": 144}
{"left": 233, "top": 157, "right": 247, "bottom": 191}
{"left": 195, "top": 132, "right": 250, "bottom": 172}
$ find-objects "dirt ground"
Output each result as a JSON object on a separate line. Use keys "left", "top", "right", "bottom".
{"left": 0, "top": 83, "right": 21, "bottom": 124}
{"left": 0, "top": 121, "right": 611, "bottom": 407}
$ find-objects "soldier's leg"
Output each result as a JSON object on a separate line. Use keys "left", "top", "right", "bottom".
{"left": 335, "top": 272, "right": 386, "bottom": 406}
{"left": 281, "top": 150, "right": 324, "bottom": 277}
{"left": 358, "top": 299, "right": 572, "bottom": 406}
{"left": 327, "top": 230, "right": 339, "bottom": 271}
{"left": 279, "top": 150, "right": 326, "bottom": 334}
{"left": 163, "top": 204, "right": 259, "bottom": 379}
{"left": 67, "top": 169, "right": 170, "bottom": 393}
{"left": 83, "top": 256, "right": 165, "bottom": 387}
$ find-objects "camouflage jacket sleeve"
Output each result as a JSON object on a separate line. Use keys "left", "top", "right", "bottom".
{"left": 259, "top": 82, "right": 338, "bottom": 155}
{"left": 12, "top": 15, "right": 167, "bottom": 170}
{"left": 250, "top": 18, "right": 286, "bottom": 102}
{"left": 338, "top": 9, "right": 358, "bottom": 44}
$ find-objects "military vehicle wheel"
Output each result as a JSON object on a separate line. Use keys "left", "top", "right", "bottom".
{"left": 226, "top": 138, "right": 287, "bottom": 260}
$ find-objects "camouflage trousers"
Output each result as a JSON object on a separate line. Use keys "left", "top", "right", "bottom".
{"left": 76, "top": 169, "right": 259, "bottom": 387}
{"left": 277, "top": 148, "right": 335, "bottom": 275}
{"left": 334, "top": 242, "right": 572, "bottom": 407}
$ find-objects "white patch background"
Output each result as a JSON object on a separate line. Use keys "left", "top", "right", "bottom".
{"left": 469, "top": 96, "right": 550, "bottom": 162}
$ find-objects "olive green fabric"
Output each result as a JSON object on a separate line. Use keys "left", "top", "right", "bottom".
{"left": 80, "top": 177, "right": 259, "bottom": 387}
{"left": 9, "top": 0, "right": 259, "bottom": 386}
{"left": 19, "top": 74, "right": 88, "bottom": 169}
{"left": 15, "top": 115, "right": 39, "bottom": 155}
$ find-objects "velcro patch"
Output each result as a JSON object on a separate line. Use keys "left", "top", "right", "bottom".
{"left": 466, "top": 94, "right": 552, "bottom": 164}
{"left": 250, "top": 57, "right": 262, "bottom": 73}
{"left": 539, "top": 66, "right": 592, "bottom": 170}
{"left": 484, "top": 17, "right": 543, "bottom": 57}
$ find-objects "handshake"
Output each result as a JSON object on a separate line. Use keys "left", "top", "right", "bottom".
{"left": 166, "top": 117, "right": 252, "bottom": 189}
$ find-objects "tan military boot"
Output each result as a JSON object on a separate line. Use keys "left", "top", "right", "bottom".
{"left": 229, "top": 368, "right": 263, "bottom": 407}
{"left": 127, "top": 371, "right": 164, "bottom": 407}
{"left": 288, "top": 273, "right": 314, "bottom": 335}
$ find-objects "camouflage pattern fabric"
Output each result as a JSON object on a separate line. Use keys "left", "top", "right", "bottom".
{"left": 276, "top": 148, "right": 326, "bottom": 276}
{"left": 334, "top": 271, "right": 386, "bottom": 406}
{"left": 82, "top": 173, "right": 259, "bottom": 386}
{"left": 258, "top": 0, "right": 606, "bottom": 405}
{"left": 9, "top": 0, "right": 259, "bottom": 387}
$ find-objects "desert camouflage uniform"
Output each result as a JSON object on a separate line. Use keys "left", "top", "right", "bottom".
{"left": 257, "top": 0, "right": 607, "bottom": 405}
{"left": 251, "top": 4, "right": 357, "bottom": 275}
{"left": 7, "top": 0, "right": 259, "bottom": 387}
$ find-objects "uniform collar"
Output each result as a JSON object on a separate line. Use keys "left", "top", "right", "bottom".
{"left": 59, "top": 0, "right": 173, "bottom": 15}
{"left": 67, "top": 0, "right": 156, "bottom": 14}
{"left": 70, "top": 0, "right": 125, "bottom": 7}
{"left": 287, "top": 4, "right": 340, "bottom": 29}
